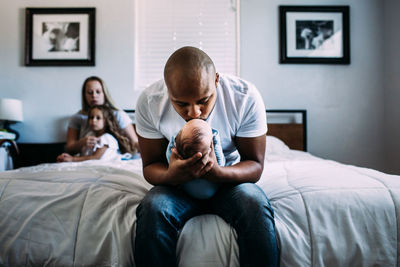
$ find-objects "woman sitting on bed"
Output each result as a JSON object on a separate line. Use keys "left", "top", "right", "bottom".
{"left": 65, "top": 76, "right": 139, "bottom": 155}
{"left": 57, "top": 105, "right": 131, "bottom": 162}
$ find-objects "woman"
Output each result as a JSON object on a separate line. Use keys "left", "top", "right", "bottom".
{"left": 65, "top": 76, "right": 139, "bottom": 155}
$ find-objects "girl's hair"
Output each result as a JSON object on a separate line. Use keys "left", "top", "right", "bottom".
{"left": 81, "top": 76, "right": 118, "bottom": 113}
{"left": 89, "top": 105, "right": 132, "bottom": 154}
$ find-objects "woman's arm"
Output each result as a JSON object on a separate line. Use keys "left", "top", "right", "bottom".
{"left": 65, "top": 127, "right": 99, "bottom": 154}
{"left": 72, "top": 146, "right": 107, "bottom": 161}
{"left": 59, "top": 146, "right": 108, "bottom": 162}
{"left": 65, "top": 127, "right": 82, "bottom": 154}
{"left": 122, "top": 124, "right": 140, "bottom": 152}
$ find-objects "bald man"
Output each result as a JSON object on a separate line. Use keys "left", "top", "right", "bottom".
{"left": 135, "top": 46, "right": 278, "bottom": 267}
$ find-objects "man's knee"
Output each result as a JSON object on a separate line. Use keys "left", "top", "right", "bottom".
{"left": 137, "top": 186, "right": 175, "bottom": 219}
{"left": 233, "top": 183, "right": 274, "bottom": 218}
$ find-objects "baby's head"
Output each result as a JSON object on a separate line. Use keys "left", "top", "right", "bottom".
{"left": 175, "top": 119, "right": 213, "bottom": 159}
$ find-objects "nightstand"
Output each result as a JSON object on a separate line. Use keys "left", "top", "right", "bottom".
{"left": 0, "top": 139, "right": 19, "bottom": 171}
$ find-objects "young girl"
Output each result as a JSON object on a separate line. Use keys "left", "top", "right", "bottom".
{"left": 57, "top": 105, "right": 131, "bottom": 162}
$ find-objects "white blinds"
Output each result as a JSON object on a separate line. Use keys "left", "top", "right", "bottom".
{"left": 134, "top": 0, "right": 239, "bottom": 92}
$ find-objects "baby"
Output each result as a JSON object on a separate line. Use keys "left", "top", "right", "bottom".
{"left": 166, "top": 119, "right": 225, "bottom": 199}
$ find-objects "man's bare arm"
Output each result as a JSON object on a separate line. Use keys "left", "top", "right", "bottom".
{"left": 138, "top": 136, "right": 170, "bottom": 185}
{"left": 203, "top": 134, "right": 266, "bottom": 183}
{"left": 138, "top": 135, "right": 213, "bottom": 186}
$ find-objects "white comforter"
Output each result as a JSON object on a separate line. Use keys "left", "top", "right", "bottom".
{"left": 0, "top": 139, "right": 399, "bottom": 266}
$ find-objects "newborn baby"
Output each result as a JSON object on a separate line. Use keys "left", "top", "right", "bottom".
{"left": 166, "top": 119, "right": 225, "bottom": 199}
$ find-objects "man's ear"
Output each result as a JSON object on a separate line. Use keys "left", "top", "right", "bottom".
{"left": 215, "top": 73, "right": 219, "bottom": 86}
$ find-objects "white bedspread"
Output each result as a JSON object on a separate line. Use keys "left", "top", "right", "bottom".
{"left": 0, "top": 144, "right": 399, "bottom": 266}
{"left": 0, "top": 160, "right": 151, "bottom": 266}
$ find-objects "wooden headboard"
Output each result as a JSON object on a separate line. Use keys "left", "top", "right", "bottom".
{"left": 125, "top": 109, "right": 307, "bottom": 152}
{"left": 266, "top": 109, "right": 307, "bottom": 151}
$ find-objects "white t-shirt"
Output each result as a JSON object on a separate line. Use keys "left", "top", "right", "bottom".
{"left": 68, "top": 109, "right": 132, "bottom": 139}
{"left": 136, "top": 73, "right": 267, "bottom": 166}
{"left": 81, "top": 132, "right": 121, "bottom": 161}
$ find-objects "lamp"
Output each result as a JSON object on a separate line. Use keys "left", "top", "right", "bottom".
{"left": 0, "top": 98, "right": 24, "bottom": 141}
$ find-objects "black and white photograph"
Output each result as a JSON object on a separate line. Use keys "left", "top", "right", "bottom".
{"left": 42, "top": 22, "right": 80, "bottom": 52}
{"left": 296, "top": 20, "right": 334, "bottom": 50}
{"left": 25, "top": 8, "right": 95, "bottom": 66}
{"left": 280, "top": 6, "right": 349, "bottom": 64}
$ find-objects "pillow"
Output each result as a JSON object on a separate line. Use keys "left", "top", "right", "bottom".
{"left": 266, "top": 135, "right": 290, "bottom": 154}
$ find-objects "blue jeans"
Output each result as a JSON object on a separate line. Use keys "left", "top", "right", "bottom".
{"left": 134, "top": 183, "right": 278, "bottom": 267}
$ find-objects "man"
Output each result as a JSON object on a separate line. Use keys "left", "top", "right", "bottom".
{"left": 134, "top": 46, "right": 278, "bottom": 267}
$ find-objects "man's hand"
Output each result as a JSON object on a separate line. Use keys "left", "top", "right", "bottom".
{"left": 167, "top": 147, "right": 214, "bottom": 184}
{"left": 199, "top": 144, "right": 222, "bottom": 182}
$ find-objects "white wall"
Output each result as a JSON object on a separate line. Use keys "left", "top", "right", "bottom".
{"left": 0, "top": 0, "right": 136, "bottom": 143}
{"left": 383, "top": 0, "right": 400, "bottom": 174}
{"left": 0, "top": 0, "right": 397, "bottom": 173}
{"left": 241, "top": 0, "right": 387, "bottom": 171}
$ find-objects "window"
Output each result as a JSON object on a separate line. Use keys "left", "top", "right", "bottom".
{"left": 134, "top": 0, "right": 239, "bottom": 92}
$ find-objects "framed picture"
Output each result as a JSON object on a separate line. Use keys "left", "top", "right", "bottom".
{"left": 279, "top": 6, "right": 350, "bottom": 64}
{"left": 25, "top": 8, "right": 95, "bottom": 66}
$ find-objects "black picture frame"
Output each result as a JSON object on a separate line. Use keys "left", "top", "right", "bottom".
{"left": 25, "top": 7, "right": 95, "bottom": 66}
{"left": 279, "top": 6, "right": 350, "bottom": 64}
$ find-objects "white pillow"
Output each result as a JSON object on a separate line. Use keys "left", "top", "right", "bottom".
{"left": 266, "top": 135, "right": 290, "bottom": 154}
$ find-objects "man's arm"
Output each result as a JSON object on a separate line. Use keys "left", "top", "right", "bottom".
{"left": 204, "top": 134, "right": 266, "bottom": 183}
{"left": 138, "top": 135, "right": 213, "bottom": 186}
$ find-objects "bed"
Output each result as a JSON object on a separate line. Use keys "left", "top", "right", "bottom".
{"left": 0, "top": 110, "right": 399, "bottom": 266}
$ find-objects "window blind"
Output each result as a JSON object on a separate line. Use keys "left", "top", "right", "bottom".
{"left": 134, "top": 0, "right": 239, "bottom": 92}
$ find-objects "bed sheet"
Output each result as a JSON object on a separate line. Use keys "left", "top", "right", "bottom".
{"left": 0, "top": 160, "right": 151, "bottom": 266}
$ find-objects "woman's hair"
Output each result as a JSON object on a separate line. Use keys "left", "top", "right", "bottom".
{"left": 89, "top": 105, "right": 132, "bottom": 154}
{"left": 81, "top": 76, "right": 118, "bottom": 113}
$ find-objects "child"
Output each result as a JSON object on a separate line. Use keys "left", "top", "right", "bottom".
{"left": 166, "top": 119, "right": 225, "bottom": 199}
{"left": 57, "top": 105, "right": 131, "bottom": 162}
